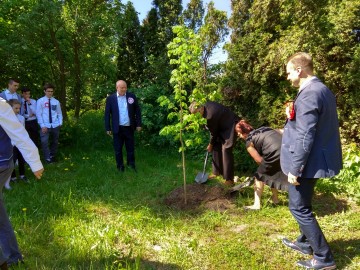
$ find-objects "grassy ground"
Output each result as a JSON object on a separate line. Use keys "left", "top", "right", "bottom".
{"left": 4, "top": 141, "right": 360, "bottom": 269}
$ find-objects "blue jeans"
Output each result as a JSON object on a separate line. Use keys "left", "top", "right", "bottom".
{"left": 0, "top": 162, "right": 23, "bottom": 264}
{"left": 288, "top": 177, "right": 334, "bottom": 263}
{"left": 40, "top": 126, "right": 60, "bottom": 160}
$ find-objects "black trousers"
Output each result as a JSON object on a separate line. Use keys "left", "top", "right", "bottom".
{"left": 212, "top": 141, "right": 234, "bottom": 181}
{"left": 11, "top": 147, "right": 25, "bottom": 178}
{"left": 25, "top": 119, "right": 39, "bottom": 147}
{"left": 288, "top": 178, "right": 334, "bottom": 263}
{"left": 113, "top": 126, "right": 135, "bottom": 168}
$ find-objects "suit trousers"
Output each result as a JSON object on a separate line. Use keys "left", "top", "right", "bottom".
{"left": 40, "top": 126, "right": 60, "bottom": 161}
{"left": 25, "top": 119, "right": 39, "bottom": 147}
{"left": 0, "top": 162, "right": 23, "bottom": 264}
{"left": 288, "top": 177, "right": 334, "bottom": 263}
{"left": 211, "top": 141, "right": 234, "bottom": 181}
{"left": 113, "top": 126, "right": 135, "bottom": 168}
{"left": 11, "top": 147, "right": 25, "bottom": 178}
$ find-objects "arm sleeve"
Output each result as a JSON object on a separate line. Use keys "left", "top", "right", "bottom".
{"left": 36, "top": 98, "right": 44, "bottom": 128}
{"left": 57, "top": 100, "right": 63, "bottom": 125}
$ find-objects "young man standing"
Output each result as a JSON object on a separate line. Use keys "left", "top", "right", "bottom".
{"left": 36, "top": 83, "right": 63, "bottom": 163}
{"left": 21, "top": 87, "right": 39, "bottom": 147}
{"left": 281, "top": 52, "right": 342, "bottom": 270}
{"left": 0, "top": 79, "right": 21, "bottom": 101}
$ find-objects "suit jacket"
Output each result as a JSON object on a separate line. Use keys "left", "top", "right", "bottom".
{"left": 280, "top": 77, "right": 342, "bottom": 178}
{"left": 104, "top": 92, "right": 141, "bottom": 134}
{"left": 204, "top": 101, "right": 240, "bottom": 147}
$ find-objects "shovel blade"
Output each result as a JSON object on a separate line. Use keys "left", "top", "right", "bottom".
{"left": 195, "top": 172, "right": 209, "bottom": 184}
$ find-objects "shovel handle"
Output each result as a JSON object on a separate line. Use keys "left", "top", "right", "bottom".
{"left": 202, "top": 151, "right": 209, "bottom": 176}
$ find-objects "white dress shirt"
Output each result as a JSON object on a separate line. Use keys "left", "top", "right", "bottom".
{"left": 21, "top": 98, "right": 37, "bottom": 121}
{"left": 36, "top": 96, "right": 63, "bottom": 128}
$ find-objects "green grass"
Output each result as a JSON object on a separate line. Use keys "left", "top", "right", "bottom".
{"left": 4, "top": 136, "right": 360, "bottom": 269}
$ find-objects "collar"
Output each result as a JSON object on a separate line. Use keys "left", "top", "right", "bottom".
{"left": 117, "top": 92, "right": 126, "bottom": 98}
{"left": 299, "top": 76, "right": 317, "bottom": 92}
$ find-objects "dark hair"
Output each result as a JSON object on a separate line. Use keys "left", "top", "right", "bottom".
{"left": 9, "top": 78, "right": 20, "bottom": 84}
{"left": 21, "top": 87, "right": 31, "bottom": 93}
{"left": 7, "top": 99, "right": 21, "bottom": 107}
{"left": 43, "top": 83, "right": 55, "bottom": 91}
{"left": 235, "top": 120, "right": 254, "bottom": 135}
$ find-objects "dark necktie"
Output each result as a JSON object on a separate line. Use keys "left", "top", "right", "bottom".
{"left": 49, "top": 99, "right": 52, "bottom": 123}
{"left": 24, "top": 102, "right": 28, "bottom": 115}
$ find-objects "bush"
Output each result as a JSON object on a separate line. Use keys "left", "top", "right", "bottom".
{"left": 319, "top": 144, "right": 360, "bottom": 204}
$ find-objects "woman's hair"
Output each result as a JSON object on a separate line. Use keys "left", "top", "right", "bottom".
{"left": 235, "top": 120, "right": 254, "bottom": 135}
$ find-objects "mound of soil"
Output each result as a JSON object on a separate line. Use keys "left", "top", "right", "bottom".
{"left": 164, "top": 183, "right": 235, "bottom": 211}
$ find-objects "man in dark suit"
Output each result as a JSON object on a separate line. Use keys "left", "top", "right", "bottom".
{"left": 281, "top": 52, "right": 342, "bottom": 270}
{"left": 105, "top": 80, "right": 142, "bottom": 172}
{"left": 189, "top": 101, "right": 240, "bottom": 186}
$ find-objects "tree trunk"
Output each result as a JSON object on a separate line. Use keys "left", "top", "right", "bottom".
{"left": 73, "top": 36, "right": 82, "bottom": 119}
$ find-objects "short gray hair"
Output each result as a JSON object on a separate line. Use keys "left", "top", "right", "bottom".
{"left": 189, "top": 101, "right": 203, "bottom": 114}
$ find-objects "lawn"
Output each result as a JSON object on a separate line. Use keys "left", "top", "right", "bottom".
{"left": 4, "top": 134, "right": 360, "bottom": 269}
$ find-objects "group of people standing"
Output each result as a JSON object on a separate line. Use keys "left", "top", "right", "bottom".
{"left": 0, "top": 79, "right": 62, "bottom": 268}
{"left": 0, "top": 52, "right": 342, "bottom": 269}
{"left": 189, "top": 52, "right": 342, "bottom": 270}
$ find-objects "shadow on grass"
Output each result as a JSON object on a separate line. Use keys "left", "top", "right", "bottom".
{"left": 313, "top": 192, "right": 349, "bottom": 217}
{"left": 331, "top": 238, "right": 360, "bottom": 270}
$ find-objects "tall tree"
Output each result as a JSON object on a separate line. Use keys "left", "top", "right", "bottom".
{"left": 199, "top": 1, "right": 228, "bottom": 82}
{"left": 183, "top": 0, "right": 205, "bottom": 33}
{"left": 116, "top": 1, "right": 144, "bottom": 87}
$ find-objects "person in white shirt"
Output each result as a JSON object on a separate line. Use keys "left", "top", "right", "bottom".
{"left": 0, "top": 79, "right": 21, "bottom": 102}
{"left": 0, "top": 97, "right": 44, "bottom": 267}
{"left": 36, "top": 83, "right": 63, "bottom": 164}
{"left": 21, "top": 87, "right": 39, "bottom": 147}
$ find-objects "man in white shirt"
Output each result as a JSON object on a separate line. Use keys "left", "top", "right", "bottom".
{"left": 36, "top": 83, "right": 63, "bottom": 164}
{"left": 0, "top": 79, "right": 21, "bottom": 101}
{"left": 0, "top": 97, "right": 44, "bottom": 267}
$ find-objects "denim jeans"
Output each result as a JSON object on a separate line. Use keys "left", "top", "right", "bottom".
{"left": 288, "top": 177, "right": 334, "bottom": 263}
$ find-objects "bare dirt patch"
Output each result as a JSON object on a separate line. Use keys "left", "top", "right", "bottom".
{"left": 164, "top": 183, "right": 236, "bottom": 211}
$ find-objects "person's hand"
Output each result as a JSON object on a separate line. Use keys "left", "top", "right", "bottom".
{"left": 288, "top": 172, "right": 300, "bottom": 185}
{"left": 207, "top": 143, "right": 213, "bottom": 152}
{"left": 106, "top": 131, "right": 112, "bottom": 136}
{"left": 33, "top": 168, "right": 44, "bottom": 179}
{"left": 136, "top": 127, "right": 142, "bottom": 132}
{"left": 41, "top": 127, "right": 48, "bottom": 134}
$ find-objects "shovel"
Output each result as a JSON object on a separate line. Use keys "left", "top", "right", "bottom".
{"left": 229, "top": 176, "right": 255, "bottom": 193}
{"left": 195, "top": 152, "right": 209, "bottom": 184}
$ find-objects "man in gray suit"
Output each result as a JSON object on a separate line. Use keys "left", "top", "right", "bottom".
{"left": 281, "top": 52, "right": 342, "bottom": 270}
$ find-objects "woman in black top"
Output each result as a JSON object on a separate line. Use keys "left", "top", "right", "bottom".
{"left": 235, "top": 120, "right": 288, "bottom": 210}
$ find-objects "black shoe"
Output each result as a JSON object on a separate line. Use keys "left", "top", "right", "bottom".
{"left": 20, "top": 176, "right": 30, "bottom": 183}
{"left": 297, "top": 258, "right": 336, "bottom": 269}
{"left": 282, "top": 238, "right": 313, "bottom": 255}
{"left": 50, "top": 156, "right": 56, "bottom": 163}
{"left": 117, "top": 166, "right": 125, "bottom": 172}
{"left": 46, "top": 159, "right": 53, "bottom": 164}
